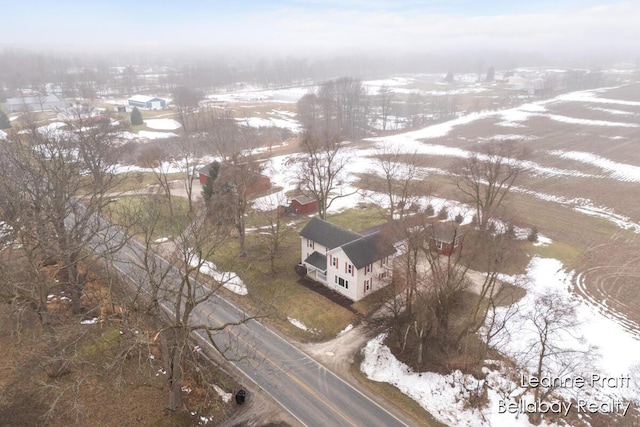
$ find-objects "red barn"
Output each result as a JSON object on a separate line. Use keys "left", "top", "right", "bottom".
{"left": 197, "top": 162, "right": 271, "bottom": 196}
{"left": 291, "top": 195, "right": 317, "bottom": 215}
{"left": 198, "top": 163, "right": 217, "bottom": 186}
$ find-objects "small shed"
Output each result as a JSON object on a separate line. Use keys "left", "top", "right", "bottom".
{"left": 291, "top": 195, "right": 317, "bottom": 215}
{"left": 198, "top": 163, "right": 216, "bottom": 186}
{"left": 425, "top": 222, "right": 461, "bottom": 256}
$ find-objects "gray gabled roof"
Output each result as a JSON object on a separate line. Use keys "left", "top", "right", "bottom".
{"left": 341, "top": 233, "right": 396, "bottom": 270}
{"left": 304, "top": 251, "right": 327, "bottom": 271}
{"left": 292, "top": 194, "right": 315, "bottom": 205}
{"left": 299, "top": 217, "right": 362, "bottom": 250}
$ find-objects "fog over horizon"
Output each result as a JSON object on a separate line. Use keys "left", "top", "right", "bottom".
{"left": 1, "top": 0, "right": 639, "bottom": 72}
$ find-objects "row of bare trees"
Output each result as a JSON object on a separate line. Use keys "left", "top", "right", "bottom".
{"left": 355, "top": 140, "right": 591, "bottom": 424}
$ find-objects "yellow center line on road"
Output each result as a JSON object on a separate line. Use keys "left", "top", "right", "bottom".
{"left": 206, "top": 311, "right": 358, "bottom": 427}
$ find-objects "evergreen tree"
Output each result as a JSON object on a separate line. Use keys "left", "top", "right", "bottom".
{"left": 0, "top": 109, "right": 10, "bottom": 130}
{"left": 201, "top": 162, "right": 220, "bottom": 202}
{"left": 130, "top": 107, "right": 143, "bottom": 126}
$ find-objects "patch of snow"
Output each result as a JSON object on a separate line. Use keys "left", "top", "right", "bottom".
{"left": 338, "top": 324, "right": 353, "bottom": 336}
{"left": 288, "top": 317, "right": 310, "bottom": 331}
{"left": 144, "top": 118, "right": 182, "bottom": 130}
{"left": 361, "top": 334, "right": 538, "bottom": 427}
{"left": 549, "top": 150, "right": 640, "bottom": 183}
{"left": 555, "top": 89, "right": 640, "bottom": 107}
{"left": 209, "top": 85, "right": 315, "bottom": 104}
{"left": 496, "top": 121, "right": 526, "bottom": 128}
{"left": 188, "top": 251, "right": 248, "bottom": 295}
{"left": 237, "top": 116, "right": 301, "bottom": 132}
{"left": 287, "top": 317, "right": 320, "bottom": 334}
{"left": 544, "top": 113, "right": 638, "bottom": 128}
{"left": 137, "top": 130, "right": 178, "bottom": 139}
{"left": 533, "top": 234, "right": 552, "bottom": 247}
{"left": 362, "top": 257, "right": 640, "bottom": 427}
{"left": 154, "top": 237, "right": 170, "bottom": 243}
{"left": 213, "top": 385, "right": 233, "bottom": 403}
{"left": 0, "top": 130, "right": 6, "bottom": 140}
{"left": 81, "top": 318, "right": 98, "bottom": 325}
{"left": 589, "top": 106, "right": 635, "bottom": 116}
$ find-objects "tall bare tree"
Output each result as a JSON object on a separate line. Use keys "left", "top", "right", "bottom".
{"left": 455, "top": 141, "right": 522, "bottom": 231}
{"left": 172, "top": 86, "right": 203, "bottom": 133}
{"left": 289, "top": 131, "right": 357, "bottom": 220}
{"left": 516, "top": 291, "right": 594, "bottom": 425}
{"left": 253, "top": 193, "right": 293, "bottom": 274}
{"left": 364, "top": 145, "right": 424, "bottom": 221}
{"left": 377, "top": 84, "right": 394, "bottom": 131}
{"left": 0, "top": 113, "right": 125, "bottom": 376}
{"left": 119, "top": 195, "right": 253, "bottom": 411}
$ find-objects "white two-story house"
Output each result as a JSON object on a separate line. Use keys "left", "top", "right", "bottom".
{"left": 299, "top": 218, "right": 396, "bottom": 301}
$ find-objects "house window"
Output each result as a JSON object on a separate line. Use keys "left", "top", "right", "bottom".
{"left": 347, "top": 264, "right": 353, "bottom": 275}
{"left": 307, "top": 239, "right": 314, "bottom": 249}
{"left": 365, "top": 264, "right": 372, "bottom": 274}
{"left": 332, "top": 256, "right": 338, "bottom": 267}
{"left": 364, "top": 279, "right": 370, "bottom": 292}
{"left": 380, "top": 256, "right": 388, "bottom": 266}
{"left": 436, "top": 240, "right": 443, "bottom": 250}
{"left": 379, "top": 271, "right": 387, "bottom": 280}
{"left": 335, "top": 275, "right": 349, "bottom": 289}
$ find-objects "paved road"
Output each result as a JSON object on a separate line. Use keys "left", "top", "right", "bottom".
{"left": 95, "top": 217, "right": 411, "bottom": 427}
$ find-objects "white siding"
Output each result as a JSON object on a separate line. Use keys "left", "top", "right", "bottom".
{"left": 326, "top": 248, "right": 358, "bottom": 300}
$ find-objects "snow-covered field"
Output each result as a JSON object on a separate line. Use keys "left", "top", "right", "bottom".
{"left": 361, "top": 257, "right": 640, "bottom": 427}
{"left": 144, "top": 118, "right": 182, "bottom": 130}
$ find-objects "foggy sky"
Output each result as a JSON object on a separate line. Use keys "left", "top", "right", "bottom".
{"left": 2, "top": 0, "right": 639, "bottom": 62}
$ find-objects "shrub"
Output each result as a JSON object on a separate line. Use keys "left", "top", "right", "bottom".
{"left": 424, "top": 204, "right": 435, "bottom": 216}
{"left": 454, "top": 213, "right": 464, "bottom": 224}
{"left": 527, "top": 226, "right": 539, "bottom": 243}
{"left": 130, "top": 107, "right": 143, "bottom": 126}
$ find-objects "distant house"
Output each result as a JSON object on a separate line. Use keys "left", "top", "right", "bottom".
{"left": 127, "top": 95, "right": 166, "bottom": 110}
{"left": 5, "top": 95, "right": 70, "bottom": 113}
{"left": 299, "top": 218, "right": 396, "bottom": 301}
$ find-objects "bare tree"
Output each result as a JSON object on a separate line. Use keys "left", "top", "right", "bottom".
{"left": 363, "top": 144, "right": 424, "bottom": 221}
{"left": 516, "top": 291, "right": 594, "bottom": 425}
{"left": 137, "top": 145, "right": 178, "bottom": 217}
{"left": 377, "top": 84, "right": 394, "bottom": 131}
{"left": 289, "top": 131, "right": 357, "bottom": 220}
{"left": 455, "top": 141, "right": 522, "bottom": 231}
{"left": 172, "top": 86, "right": 203, "bottom": 133}
{"left": 121, "top": 197, "right": 254, "bottom": 411}
{"left": 0, "top": 113, "right": 125, "bottom": 376}
{"left": 253, "top": 193, "right": 293, "bottom": 274}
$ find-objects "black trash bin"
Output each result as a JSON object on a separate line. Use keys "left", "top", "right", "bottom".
{"left": 235, "top": 389, "right": 246, "bottom": 405}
